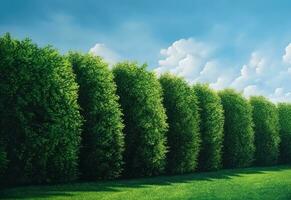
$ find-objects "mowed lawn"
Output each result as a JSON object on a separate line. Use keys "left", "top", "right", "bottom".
{"left": 1, "top": 165, "right": 291, "bottom": 200}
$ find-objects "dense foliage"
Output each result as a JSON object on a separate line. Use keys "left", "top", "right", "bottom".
{"left": 218, "top": 89, "right": 255, "bottom": 168}
{"left": 278, "top": 103, "right": 291, "bottom": 164}
{"left": 0, "top": 34, "right": 82, "bottom": 184}
{"left": 68, "top": 53, "right": 124, "bottom": 180}
{"left": 113, "top": 62, "right": 168, "bottom": 177}
{"left": 159, "top": 74, "right": 200, "bottom": 174}
{"left": 193, "top": 84, "right": 224, "bottom": 171}
{"left": 250, "top": 96, "right": 280, "bottom": 166}
{"left": 1, "top": 33, "right": 291, "bottom": 185}
{"left": 0, "top": 146, "right": 7, "bottom": 176}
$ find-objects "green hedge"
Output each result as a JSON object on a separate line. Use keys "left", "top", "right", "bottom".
{"left": 250, "top": 96, "right": 280, "bottom": 166}
{"left": 113, "top": 62, "right": 168, "bottom": 177}
{"left": 218, "top": 89, "right": 255, "bottom": 168}
{"left": 193, "top": 84, "right": 224, "bottom": 171}
{"left": 68, "top": 53, "right": 124, "bottom": 180}
{"left": 159, "top": 74, "right": 200, "bottom": 174}
{"left": 0, "top": 34, "right": 82, "bottom": 184}
{"left": 1, "top": 33, "right": 291, "bottom": 183}
{"left": 278, "top": 103, "right": 291, "bottom": 164}
{"left": 0, "top": 146, "right": 7, "bottom": 177}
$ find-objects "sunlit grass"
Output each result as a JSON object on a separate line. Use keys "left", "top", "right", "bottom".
{"left": 1, "top": 165, "right": 291, "bottom": 200}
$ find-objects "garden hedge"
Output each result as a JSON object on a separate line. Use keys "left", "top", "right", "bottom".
{"left": 0, "top": 146, "right": 7, "bottom": 177}
{"left": 278, "top": 103, "right": 291, "bottom": 164}
{"left": 0, "top": 34, "right": 82, "bottom": 184}
{"left": 193, "top": 84, "right": 224, "bottom": 171}
{"left": 218, "top": 89, "right": 255, "bottom": 168}
{"left": 68, "top": 52, "right": 124, "bottom": 180}
{"left": 113, "top": 62, "right": 168, "bottom": 177}
{"left": 250, "top": 96, "right": 280, "bottom": 166}
{"left": 159, "top": 74, "right": 200, "bottom": 174}
{"left": 2, "top": 33, "right": 291, "bottom": 183}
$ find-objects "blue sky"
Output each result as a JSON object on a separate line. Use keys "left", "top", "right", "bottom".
{"left": 1, "top": 0, "right": 291, "bottom": 101}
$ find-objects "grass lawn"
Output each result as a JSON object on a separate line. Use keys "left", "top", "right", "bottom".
{"left": 1, "top": 165, "right": 291, "bottom": 200}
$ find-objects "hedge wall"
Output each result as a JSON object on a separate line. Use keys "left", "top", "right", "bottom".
{"left": 0, "top": 34, "right": 82, "bottom": 184}
{"left": 113, "top": 62, "right": 168, "bottom": 177}
{"left": 160, "top": 74, "right": 200, "bottom": 174}
{"left": 218, "top": 89, "right": 255, "bottom": 168}
{"left": 1, "top": 33, "right": 291, "bottom": 183}
{"left": 68, "top": 52, "right": 124, "bottom": 180}
{"left": 250, "top": 96, "right": 280, "bottom": 166}
{"left": 0, "top": 146, "right": 7, "bottom": 177}
{"left": 278, "top": 103, "right": 291, "bottom": 164}
{"left": 193, "top": 84, "right": 224, "bottom": 171}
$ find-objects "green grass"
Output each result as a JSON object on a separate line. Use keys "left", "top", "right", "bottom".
{"left": 1, "top": 165, "right": 291, "bottom": 200}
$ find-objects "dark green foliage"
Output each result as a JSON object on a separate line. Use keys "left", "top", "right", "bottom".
{"left": 113, "top": 62, "right": 168, "bottom": 177}
{"left": 0, "top": 146, "right": 7, "bottom": 176}
{"left": 278, "top": 103, "right": 291, "bottom": 164}
{"left": 159, "top": 74, "right": 200, "bottom": 174}
{"left": 250, "top": 96, "right": 280, "bottom": 166}
{"left": 218, "top": 89, "right": 255, "bottom": 168}
{"left": 67, "top": 53, "right": 124, "bottom": 180}
{"left": 0, "top": 34, "right": 82, "bottom": 184}
{"left": 193, "top": 84, "right": 224, "bottom": 171}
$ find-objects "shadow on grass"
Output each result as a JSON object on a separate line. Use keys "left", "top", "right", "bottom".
{"left": 0, "top": 165, "right": 290, "bottom": 199}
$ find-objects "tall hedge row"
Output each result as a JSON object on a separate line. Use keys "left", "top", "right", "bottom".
{"left": 113, "top": 62, "right": 168, "bottom": 177}
{"left": 250, "top": 96, "right": 280, "bottom": 166}
{"left": 0, "top": 34, "right": 82, "bottom": 184}
{"left": 218, "top": 89, "right": 255, "bottom": 168}
{"left": 0, "top": 146, "right": 7, "bottom": 176}
{"left": 1, "top": 33, "right": 291, "bottom": 185}
{"left": 68, "top": 53, "right": 124, "bottom": 180}
{"left": 278, "top": 103, "right": 291, "bottom": 164}
{"left": 193, "top": 84, "right": 224, "bottom": 171}
{"left": 159, "top": 74, "right": 200, "bottom": 174}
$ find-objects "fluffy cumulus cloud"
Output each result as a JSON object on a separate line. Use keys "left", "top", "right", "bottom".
{"left": 209, "top": 76, "right": 234, "bottom": 90}
{"left": 269, "top": 88, "right": 291, "bottom": 102}
{"left": 154, "top": 38, "right": 291, "bottom": 102}
{"left": 234, "top": 51, "right": 291, "bottom": 102}
{"left": 243, "top": 85, "right": 265, "bottom": 98}
{"left": 154, "top": 38, "right": 234, "bottom": 89}
{"left": 89, "top": 43, "right": 121, "bottom": 64}
{"left": 154, "top": 38, "right": 213, "bottom": 81}
{"left": 230, "top": 52, "right": 270, "bottom": 90}
{"left": 283, "top": 43, "right": 291, "bottom": 64}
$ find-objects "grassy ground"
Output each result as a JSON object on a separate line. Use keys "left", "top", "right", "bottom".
{"left": 1, "top": 165, "right": 291, "bottom": 200}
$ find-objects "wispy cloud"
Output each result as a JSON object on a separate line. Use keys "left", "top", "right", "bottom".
{"left": 89, "top": 43, "right": 121, "bottom": 64}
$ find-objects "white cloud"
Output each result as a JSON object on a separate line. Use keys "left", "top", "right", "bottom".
{"left": 249, "top": 52, "right": 267, "bottom": 74}
{"left": 209, "top": 76, "right": 233, "bottom": 90}
{"left": 89, "top": 43, "right": 121, "bottom": 64}
{"left": 243, "top": 85, "right": 265, "bottom": 98}
{"left": 200, "top": 61, "right": 216, "bottom": 76}
{"left": 231, "top": 52, "right": 268, "bottom": 90}
{"left": 274, "top": 88, "right": 284, "bottom": 96}
{"left": 155, "top": 38, "right": 211, "bottom": 80}
{"left": 231, "top": 48, "right": 291, "bottom": 102}
{"left": 283, "top": 43, "right": 291, "bottom": 64}
{"left": 199, "top": 61, "right": 221, "bottom": 82}
{"left": 154, "top": 39, "right": 291, "bottom": 103}
{"left": 269, "top": 88, "right": 291, "bottom": 103}
{"left": 155, "top": 38, "right": 236, "bottom": 90}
